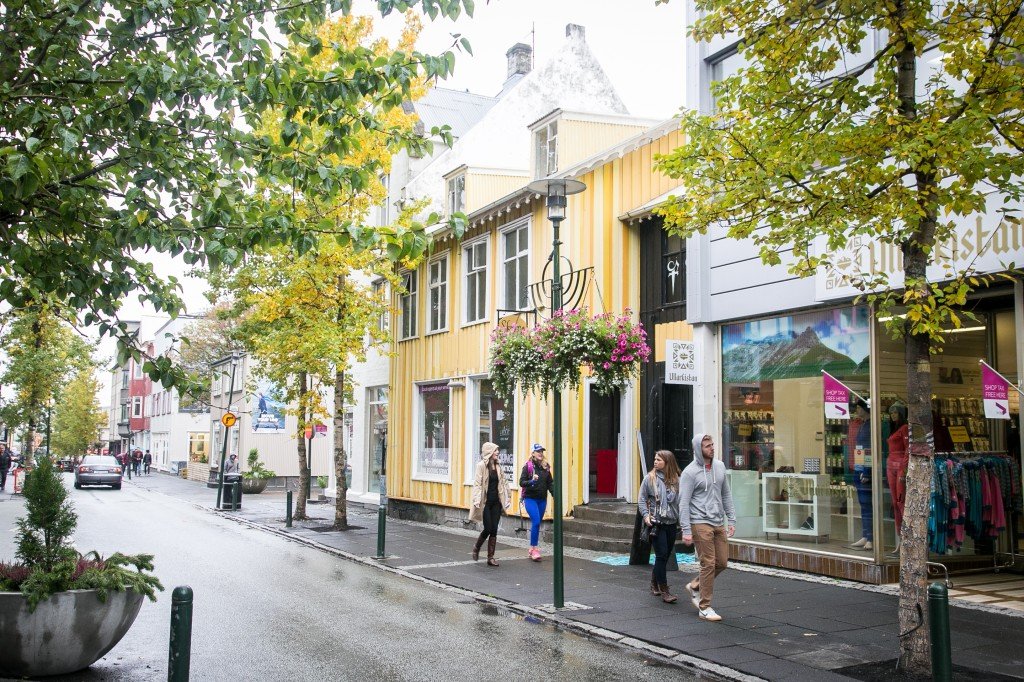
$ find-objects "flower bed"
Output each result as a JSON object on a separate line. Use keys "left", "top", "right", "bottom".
{"left": 489, "top": 309, "right": 650, "bottom": 398}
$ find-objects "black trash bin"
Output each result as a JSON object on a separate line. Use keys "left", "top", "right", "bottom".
{"left": 222, "top": 473, "right": 242, "bottom": 510}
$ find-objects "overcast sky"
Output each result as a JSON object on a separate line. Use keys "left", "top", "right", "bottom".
{"left": 108, "top": 0, "right": 687, "bottom": 363}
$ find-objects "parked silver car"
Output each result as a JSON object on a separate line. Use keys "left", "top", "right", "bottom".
{"left": 74, "top": 455, "right": 123, "bottom": 490}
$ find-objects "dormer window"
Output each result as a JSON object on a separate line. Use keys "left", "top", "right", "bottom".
{"left": 535, "top": 120, "right": 558, "bottom": 178}
{"left": 447, "top": 174, "right": 465, "bottom": 215}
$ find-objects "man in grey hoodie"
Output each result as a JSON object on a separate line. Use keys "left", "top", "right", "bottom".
{"left": 679, "top": 433, "right": 736, "bottom": 622}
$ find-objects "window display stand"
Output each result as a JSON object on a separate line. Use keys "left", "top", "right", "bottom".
{"left": 762, "top": 473, "right": 831, "bottom": 541}
{"left": 828, "top": 484, "right": 858, "bottom": 543}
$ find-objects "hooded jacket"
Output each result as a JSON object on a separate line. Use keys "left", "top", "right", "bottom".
{"left": 679, "top": 433, "right": 736, "bottom": 534}
{"left": 469, "top": 443, "right": 510, "bottom": 521}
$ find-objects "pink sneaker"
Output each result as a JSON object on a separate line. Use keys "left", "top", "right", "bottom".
{"left": 530, "top": 548, "right": 542, "bottom": 562}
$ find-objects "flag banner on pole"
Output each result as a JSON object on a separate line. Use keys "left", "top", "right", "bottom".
{"left": 823, "top": 371, "right": 850, "bottom": 420}
{"left": 981, "top": 361, "right": 1010, "bottom": 420}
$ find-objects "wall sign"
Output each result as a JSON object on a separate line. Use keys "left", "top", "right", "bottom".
{"left": 665, "top": 340, "right": 698, "bottom": 385}
{"left": 981, "top": 361, "right": 1011, "bottom": 420}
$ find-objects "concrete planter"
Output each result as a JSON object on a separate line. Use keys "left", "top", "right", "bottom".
{"left": 241, "top": 478, "right": 268, "bottom": 494}
{"left": 0, "top": 588, "right": 144, "bottom": 677}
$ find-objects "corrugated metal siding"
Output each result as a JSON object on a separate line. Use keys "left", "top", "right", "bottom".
{"left": 560, "top": 120, "right": 649, "bottom": 175}
{"left": 465, "top": 172, "right": 530, "bottom": 214}
{"left": 389, "top": 130, "right": 686, "bottom": 516}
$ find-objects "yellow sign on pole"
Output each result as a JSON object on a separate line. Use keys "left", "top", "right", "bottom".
{"left": 221, "top": 412, "right": 237, "bottom": 428}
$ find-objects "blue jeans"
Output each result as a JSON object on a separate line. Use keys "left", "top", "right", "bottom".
{"left": 651, "top": 523, "right": 678, "bottom": 585}
{"left": 854, "top": 465, "right": 873, "bottom": 541}
{"left": 523, "top": 497, "right": 547, "bottom": 546}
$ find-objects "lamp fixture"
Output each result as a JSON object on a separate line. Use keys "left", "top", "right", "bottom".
{"left": 527, "top": 177, "right": 586, "bottom": 222}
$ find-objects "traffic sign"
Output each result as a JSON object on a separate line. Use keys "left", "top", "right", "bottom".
{"left": 221, "top": 412, "right": 237, "bottom": 428}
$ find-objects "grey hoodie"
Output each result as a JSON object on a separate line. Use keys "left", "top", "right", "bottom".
{"left": 679, "top": 433, "right": 736, "bottom": 534}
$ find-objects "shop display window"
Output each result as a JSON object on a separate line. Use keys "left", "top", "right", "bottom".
{"left": 721, "top": 306, "right": 872, "bottom": 556}
{"left": 415, "top": 383, "right": 451, "bottom": 480}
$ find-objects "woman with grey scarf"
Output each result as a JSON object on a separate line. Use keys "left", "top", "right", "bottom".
{"left": 638, "top": 450, "right": 683, "bottom": 603}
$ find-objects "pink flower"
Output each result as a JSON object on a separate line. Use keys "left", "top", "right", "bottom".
{"left": 603, "top": 362, "right": 611, "bottom": 369}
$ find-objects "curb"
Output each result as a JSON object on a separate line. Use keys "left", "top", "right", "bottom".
{"left": 218, "top": 511, "right": 765, "bottom": 682}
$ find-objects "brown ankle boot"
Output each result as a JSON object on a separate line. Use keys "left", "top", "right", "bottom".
{"left": 659, "top": 584, "right": 678, "bottom": 603}
{"left": 472, "top": 534, "right": 485, "bottom": 561}
{"left": 487, "top": 536, "right": 499, "bottom": 566}
{"left": 650, "top": 578, "right": 661, "bottom": 596}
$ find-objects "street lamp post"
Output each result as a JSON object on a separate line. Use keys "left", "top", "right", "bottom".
{"left": 215, "top": 352, "right": 240, "bottom": 510}
{"left": 116, "top": 422, "right": 133, "bottom": 479}
{"left": 526, "top": 177, "right": 587, "bottom": 609}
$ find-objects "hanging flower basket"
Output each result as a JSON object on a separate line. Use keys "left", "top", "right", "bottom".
{"left": 489, "top": 309, "right": 650, "bottom": 399}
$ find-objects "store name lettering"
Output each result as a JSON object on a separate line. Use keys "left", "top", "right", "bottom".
{"left": 667, "top": 371, "right": 698, "bottom": 383}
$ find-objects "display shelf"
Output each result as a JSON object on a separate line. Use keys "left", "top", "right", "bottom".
{"left": 761, "top": 473, "right": 831, "bottom": 538}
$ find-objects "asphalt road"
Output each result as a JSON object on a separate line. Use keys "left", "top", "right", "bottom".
{"left": 0, "top": 475, "right": 690, "bottom": 681}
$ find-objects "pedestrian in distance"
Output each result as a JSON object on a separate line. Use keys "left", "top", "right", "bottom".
{"left": 638, "top": 450, "right": 683, "bottom": 603}
{"left": 0, "top": 444, "right": 11, "bottom": 491}
{"left": 469, "top": 442, "right": 511, "bottom": 566}
{"left": 132, "top": 449, "right": 142, "bottom": 476}
{"left": 224, "top": 453, "right": 240, "bottom": 474}
{"left": 519, "top": 443, "right": 554, "bottom": 562}
{"left": 143, "top": 450, "right": 152, "bottom": 475}
{"left": 680, "top": 433, "right": 736, "bottom": 622}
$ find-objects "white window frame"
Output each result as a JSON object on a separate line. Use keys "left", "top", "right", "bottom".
{"left": 462, "top": 236, "right": 490, "bottom": 326}
{"left": 535, "top": 120, "right": 558, "bottom": 178}
{"left": 132, "top": 396, "right": 143, "bottom": 418}
{"left": 399, "top": 270, "right": 418, "bottom": 340}
{"left": 427, "top": 254, "right": 449, "bottom": 334}
{"left": 372, "top": 280, "right": 389, "bottom": 333}
{"left": 464, "top": 375, "right": 519, "bottom": 489}
{"left": 133, "top": 360, "right": 143, "bottom": 379}
{"left": 412, "top": 381, "right": 453, "bottom": 483}
{"left": 377, "top": 173, "right": 391, "bottom": 225}
{"left": 499, "top": 218, "right": 531, "bottom": 312}
{"left": 447, "top": 173, "right": 465, "bottom": 215}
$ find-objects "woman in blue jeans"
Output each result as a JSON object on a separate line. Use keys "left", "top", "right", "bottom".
{"left": 519, "top": 443, "right": 554, "bottom": 562}
{"left": 638, "top": 450, "right": 682, "bottom": 603}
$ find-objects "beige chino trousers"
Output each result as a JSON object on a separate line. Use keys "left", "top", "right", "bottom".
{"left": 690, "top": 523, "right": 728, "bottom": 610}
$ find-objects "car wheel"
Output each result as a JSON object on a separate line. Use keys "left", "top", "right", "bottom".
{"left": 112, "top": 483, "right": 122, "bottom": 490}
{"left": 74, "top": 481, "right": 81, "bottom": 489}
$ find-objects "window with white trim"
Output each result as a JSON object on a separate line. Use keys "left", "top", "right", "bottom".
{"left": 415, "top": 382, "right": 451, "bottom": 480}
{"left": 399, "top": 271, "right": 418, "bottom": 340}
{"left": 501, "top": 221, "right": 530, "bottom": 311}
{"left": 377, "top": 174, "right": 391, "bottom": 225}
{"left": 427, "top": 255, "right": 448, "bottom": 333}
{"left": 372, "top": 280, "right": 389, "bottom": 333}
{"left": 466, "top": 377, "right": 516, "bottom": 487}
{"left": 534, "top": 120, "right": 558, "bottom": 178}
{"left": 463, "top": 239, "right": 488, "bottom": 324}
{"left": 133, "top": 360, "right": 143, "bottom": 379}
{"left": 447, "top": 174, "right": 465, "bottom": 215}
{"left": 132, "top": 396, "right": 143, "bottom": 418}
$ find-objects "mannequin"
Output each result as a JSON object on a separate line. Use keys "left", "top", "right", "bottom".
{"left": 848, "top": 400, "right": 873, "bottom": 550}
{"left": 885, "top": 403, "right": 909, "bottom": 553}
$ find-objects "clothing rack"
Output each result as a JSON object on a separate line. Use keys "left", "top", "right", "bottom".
{"left": 929, "top": 451, "right": 1021, "bottom": 579}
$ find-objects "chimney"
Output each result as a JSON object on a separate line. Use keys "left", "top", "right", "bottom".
{"left": 505, "top": 42, "right": 532, "bottom": 80}
{"left": 565, "top": 24, "right": 585, "bottom": 40}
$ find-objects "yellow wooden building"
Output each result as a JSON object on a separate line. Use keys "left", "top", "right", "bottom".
{"left": 386, "top": 113, "right": 691, "bottom": 528}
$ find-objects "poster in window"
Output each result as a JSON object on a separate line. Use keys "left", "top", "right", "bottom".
{"left": 251, "top": 379, "right": 287, "bottom": 433}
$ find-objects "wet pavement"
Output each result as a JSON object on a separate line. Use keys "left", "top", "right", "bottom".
{"left": 0, "top": 475, "right": 695, "bottom": 681}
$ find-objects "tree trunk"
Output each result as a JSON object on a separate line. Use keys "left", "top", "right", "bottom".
{"left": 295, "top": 371, "right": 309, "bottom": 520}
{"left": 25, "top": 313, "right": 44, "bottom": 471}
{"left": 333, "top": 368, "right": 348, "bottom": 530}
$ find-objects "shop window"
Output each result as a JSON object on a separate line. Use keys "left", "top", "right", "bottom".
{"left": 399, "top": 271, "right": 418, "bottom": 340}
{"left": 463, "top": 239, "right": 488, "bottom": 324}
{"left": 501, "top": 220, "right": 530, "bottom": 311}
{"left": 415, "top": 383, "right": 451, "bottom": 481}
{"left": 721, "top": 306, "right": 872, "bottom": 558}
{"left": 427, "top": 255, "right": 449, "bottom": 333}
{"left": 662, "top": 232, "right": 685, "bottom": 306}
{"left": 368, "top": 387, "right": 388, "bottom": 494}
{"left": 467, "top": 378, "right": 516, "bottom": 487}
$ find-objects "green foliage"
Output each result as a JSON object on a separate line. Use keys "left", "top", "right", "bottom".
{"left": 488, "top": 310, "right": 651, "bottom": 399}
{"left": 51, "top": 368, "right": 107, "bottom": 458}
{"left": 243, "top": 448, "right": 276, "bottom": 480}
{"left": 0, "top": 0, "right": 475, "bottom": 387}
{"left": 4, "top": 452, "right": 163, "bottom": 611}
{"left": 316, "top": 475, "right": 329, "bottom": 489}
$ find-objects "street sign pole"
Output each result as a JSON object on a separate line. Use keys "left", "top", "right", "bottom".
{"left": 215, "top": 356, "right": 239, "bottom": 510}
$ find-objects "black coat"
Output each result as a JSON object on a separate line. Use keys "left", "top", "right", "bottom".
{"left": 519, "top": 459, "right": 554, "bottom": 500}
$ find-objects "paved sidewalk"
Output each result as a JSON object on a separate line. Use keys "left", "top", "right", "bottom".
{"left": 133, "top": 473, "right": 1024, "bottom": 681}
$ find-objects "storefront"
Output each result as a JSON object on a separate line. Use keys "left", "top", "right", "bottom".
{"left": 717, "top": 290, "right": 1023, "bottom": 583}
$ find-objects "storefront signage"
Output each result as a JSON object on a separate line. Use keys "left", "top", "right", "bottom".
{"left": 815, "top": 199, "right": 1024, "bottom": 301}
{"left": 980, "top": 361, "right": 1011, "bottom": 420}
{"left": 823, "top": 372, "right": 850, "bottom": 420}
{"left": 948, "top": 426, "right": 971, "bottom": 444}
{"left": 665, "top": 340, "right": 698, "bottom": 385}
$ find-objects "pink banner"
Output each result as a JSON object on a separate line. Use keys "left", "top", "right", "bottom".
{"left": 823, "top": 372, "right": 850, "bottom": 420}
{"left": 981, "top": 362, "right": 1010, "bottom": 420}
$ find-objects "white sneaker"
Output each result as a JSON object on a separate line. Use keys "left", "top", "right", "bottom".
{"left": 862, "top": 541, "right": 873, "bottom": 551}
{"left": 685, "top": 583, "right": 700, "bottom": 609}
{"left": 849, "top": 537, "right": 867, "bottom": 548}
{"left": 699, "top": 607, "right": 722, "bottom": 622}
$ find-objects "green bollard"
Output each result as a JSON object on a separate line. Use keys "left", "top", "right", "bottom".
{"left": 375, "top": 504, "right": 387, "bottom": 559}
{"left": 234, "top": 480, "right": 242, "bottom": 510}
{"left": 286, "top": 490, "right": 293, "bottom": 528}
{"left": 168, "top": 586, "right": 193, "bottom": 682}
{"left": 928, "top": 581, "right": 952, "bottom": 682}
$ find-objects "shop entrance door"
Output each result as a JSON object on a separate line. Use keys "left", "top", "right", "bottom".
{"left": 587, "top": 386, "right": 621, "bottom": 499}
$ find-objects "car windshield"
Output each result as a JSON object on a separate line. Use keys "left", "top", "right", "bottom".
{"left": 83, "top": 456, "right": 119, "bottom": 466}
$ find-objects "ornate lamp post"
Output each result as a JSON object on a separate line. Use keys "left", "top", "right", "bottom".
{"left": 526, "top": 176, "right": 586, "bottom": 609}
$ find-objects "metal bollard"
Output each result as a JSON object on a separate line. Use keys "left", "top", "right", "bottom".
{"left": 928, "top": 581, "right": 952, "bottom": 682}
{"left": 168, "top": 586, "right": 193, "bottom": 682}
{"left": 375, "top": 504, "right": 387, "bottom": 559}
{"left": 286, "top": 490, "right": 293, "bottom": 528}
{"left": 234, "top": 480, "right": 242, "bottom": 510}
